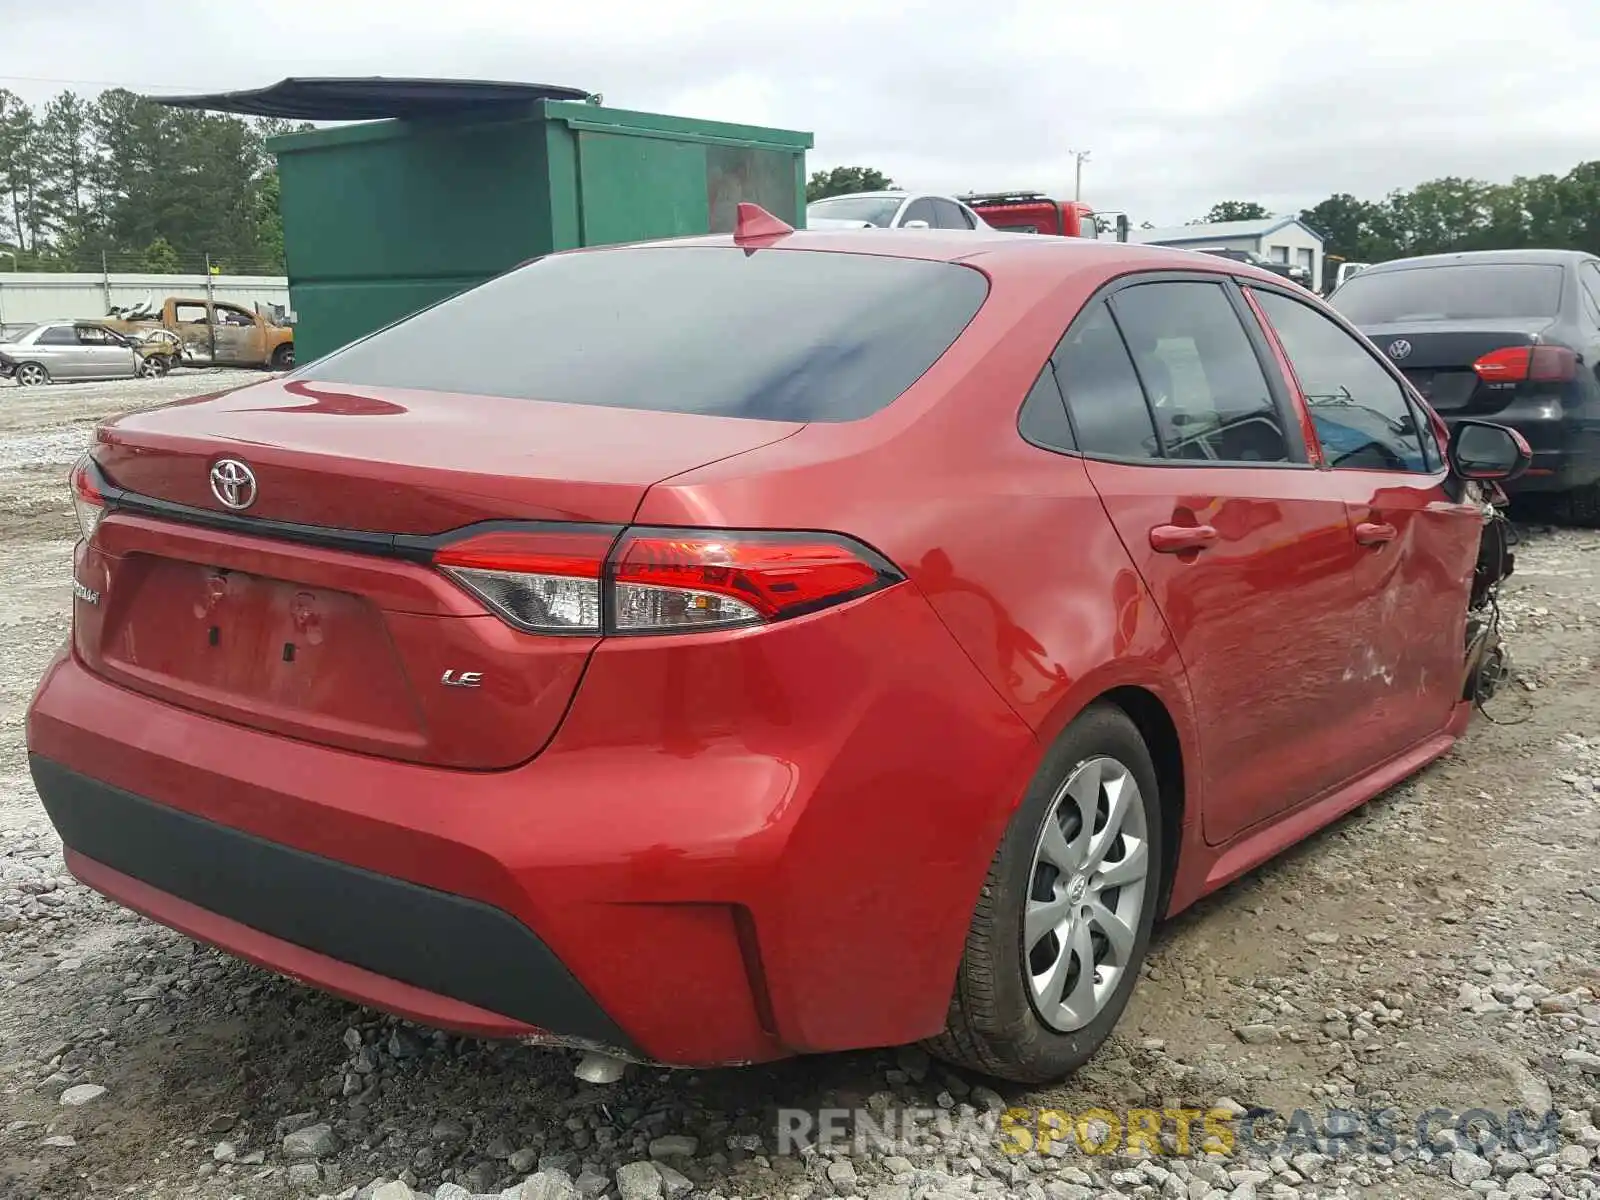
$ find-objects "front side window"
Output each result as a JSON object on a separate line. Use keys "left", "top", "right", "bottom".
{"left": 299, "top": 246, "right": 990, "bottom": 423}
{"left": 1252, "top": 289, "right": 1429, "bottom": 472}
{"left": 1053, "top": 302, "right": 1159, "bottom": 460}
{"left": 174, "top": 304, "right": 209, "bottom": 324}
{"left": 1109, "top": 282, "right": 1292, "bottom": 464}
{"left": 900, "top": 198, "right": 937, "bottom": 227}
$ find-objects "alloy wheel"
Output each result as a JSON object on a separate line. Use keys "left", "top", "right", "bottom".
{"left": 1023, "top": 755, "right": 1151, "bottom": 1032}
{"left": 15, "top": 363, "right": 47, "bottom": 387}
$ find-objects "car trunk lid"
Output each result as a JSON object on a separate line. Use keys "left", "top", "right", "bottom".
{"left": 1357, "top": 317, "right": 1559, "bottom": 415}
{"left": 96, "top": 377, "right": 801, "bottom": 530}
{"left": 79, "top": 379, "right": 801, "bottom": 768}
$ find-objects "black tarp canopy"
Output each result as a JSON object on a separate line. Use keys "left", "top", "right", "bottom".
{"left": 153, "top": 77, "right": 594, "bottom": 121}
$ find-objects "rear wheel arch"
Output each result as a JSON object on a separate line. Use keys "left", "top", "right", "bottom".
{"left": 1026, "top": 681, "right": 1190, "bottom": 915}
{"left": 1098, "top": 685, "right": 1186, "bottom": 917}
{"left": 13, "top": 361, "right": 49, "bottom": 386}
{"left": 926, "top": 698, "right": 1169, "bottom": 1081}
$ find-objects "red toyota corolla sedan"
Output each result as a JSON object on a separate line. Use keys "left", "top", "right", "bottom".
{"left": 27, "top": 213, "right": 1529, "bottom": 1082}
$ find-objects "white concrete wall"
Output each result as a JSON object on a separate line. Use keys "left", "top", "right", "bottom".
{"left": 1257, "top": 225, "right": 1325, "bottom": 292}
{"left": 0, "top": 273, "right": 290, "bottom": 326}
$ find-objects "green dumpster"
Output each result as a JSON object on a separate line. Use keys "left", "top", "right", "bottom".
{"left": 158, "top": 79, "right": 814, "bottom": 362}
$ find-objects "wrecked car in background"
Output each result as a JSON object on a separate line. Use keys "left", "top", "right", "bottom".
{"left": 0, "top": 320, "right": 178, "bottom": 384}
{"left": 104, "top": 295, "right": 296, "bottom": 371}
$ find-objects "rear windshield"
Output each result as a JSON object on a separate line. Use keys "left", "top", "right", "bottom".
{"left": 806, "top": 196, "right": 902, "bottom": 227}
{"left": 1331, "top": 263, "right": 1564, "bottom": 323}
{"left": 298, "top": 246, "right": 989, "bottom": 422}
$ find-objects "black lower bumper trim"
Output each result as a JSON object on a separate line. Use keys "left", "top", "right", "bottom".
{"left": 29, "top": 755, "right": 635, "bottom": 1051}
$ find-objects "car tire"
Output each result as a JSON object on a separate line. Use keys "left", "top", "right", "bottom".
{"left": 1563, "top": 481, "right": 1600, "bottom": 528}
{"left": 13, "top": 362, "right": 49, "bottom": 387}
{"left": 924, "top": 702, "right": 1163, "bottom": 1083}
{"left": 136, "top": 355, "right": 169, "bottom": 379}
{"left": 270, "top": 344, "right": 295, "bottom": 371}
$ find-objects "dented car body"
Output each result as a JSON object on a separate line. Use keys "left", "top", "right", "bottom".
{"left": 27, "top": 225, "right": 1530, "bottom": 1082}
{"left": 104, "top": 297, "right": 295, "bottom": 371}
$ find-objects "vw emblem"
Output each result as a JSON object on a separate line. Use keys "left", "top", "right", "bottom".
{"left": 1386, "top": 339, "right": 1413, "bottom": 361}
{"left": 209, "top": 459, "right": 257, "bottom": 511}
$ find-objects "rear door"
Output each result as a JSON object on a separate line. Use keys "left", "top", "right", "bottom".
{"left": 1056, "top": 276, "right": 1376, "bottom": 844}
{"left": 1247, "top": 285, "right": 1482, "bottom": 761}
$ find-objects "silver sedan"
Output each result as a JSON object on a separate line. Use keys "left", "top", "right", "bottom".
{"left": 0, "top": 321, "right": 170, "bottom": 386}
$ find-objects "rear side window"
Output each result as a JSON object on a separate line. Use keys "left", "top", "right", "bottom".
{"left": 1109, "top": 282, "right": 1291, "bottom": 464}
{"left": 931, "top": 199, "right": 975, "bottom": 229}
{"left": 36, "top": 326, "right": 76, "bottom": 345}
{"left": 1580, "top": 262, "right": 1600, "bottom": 325}
{"left": 1332, "top": 263, "right": 1563, "bottom": 323}
{"left": 299, "top": 247, "right": 989, "bottom": 423}
{"left": 1017, "top": 365, "right": 1075, "bottom": 452}
{"left": 1053, "top": 302, "right": 1158, "bottom": 459}
{"left": 1252, "top": 290, "right": 1429, "bottom": 472}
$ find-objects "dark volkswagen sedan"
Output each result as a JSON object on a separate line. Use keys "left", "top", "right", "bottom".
{"left": 1331, "top": 249, "right": 1600, "bottom": 524}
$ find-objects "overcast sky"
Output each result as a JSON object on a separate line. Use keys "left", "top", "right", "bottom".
{"left": 3, "top": 0, "right": 1596, "bottom": 226}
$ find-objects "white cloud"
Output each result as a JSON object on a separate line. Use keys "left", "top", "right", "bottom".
{"left": 1, "top": 0, "right": 1596, "bottom": 224}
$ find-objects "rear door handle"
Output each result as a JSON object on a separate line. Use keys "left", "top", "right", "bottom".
{"left": 1149, "top": 524, "right": 1219, "bottom": 553}
{"left": 1355, "top": 521, "right": 1397, "bottom": 546}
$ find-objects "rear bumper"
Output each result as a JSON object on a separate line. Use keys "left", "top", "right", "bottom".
{"left": 26, "top": 583, "right": 1035, "bottom": 1065}
{"left": 35, "top": 757, "right": 631, "bottom": 1049}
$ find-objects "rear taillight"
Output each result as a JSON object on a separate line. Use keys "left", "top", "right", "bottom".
{"left": 611, "top": 530, "right": 897, "bottom": 631}
{"left": 1472, "top": 345, "right": 1578, "bottom": 383}
{"left": 431, "top": 526, "right": 902, "bottom": 636}
{"left": 432, "top": 527, "right": 615, "bottom": 634}
{"left": 70, "top": 455, "right": 104, "bottom": 543}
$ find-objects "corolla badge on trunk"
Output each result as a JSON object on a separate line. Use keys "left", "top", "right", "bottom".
{"left": 209, "top": 459, "right": 258, "bottom": 511}
{"left": 1386, "top": 339, "right": 1412, "bottom": 361}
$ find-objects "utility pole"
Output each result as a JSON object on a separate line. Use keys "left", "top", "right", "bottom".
{"left": 1069, "top": 149, "right": 1091, "bottom": 201}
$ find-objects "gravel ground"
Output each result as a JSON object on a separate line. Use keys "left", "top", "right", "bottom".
{"left": 0, "top": 375, "right": 1597, "bottom": 1200}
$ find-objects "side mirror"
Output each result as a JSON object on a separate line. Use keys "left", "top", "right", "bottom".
{"left": 1447, "top": 419, "right": 1532, "bottom": 482}
{"left": 902, "top": 219, "right": 931, "bottom": 230}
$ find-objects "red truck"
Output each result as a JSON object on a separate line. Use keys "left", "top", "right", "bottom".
{"left": 959, "top": 191, "right": 1129, "bottom": 241}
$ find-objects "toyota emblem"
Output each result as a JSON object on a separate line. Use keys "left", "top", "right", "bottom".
{"left": 209, "top": 458, "right": 258, "bottom": 511}
{"left": 1386, "top": 339, "right": 1413, "bottom": 361}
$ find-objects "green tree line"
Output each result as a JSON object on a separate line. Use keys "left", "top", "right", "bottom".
{"left": 1200, "top": 162, "right": 1600, "bottom": 263}
{"left": 0, "top": 87, "right": 309, "bottom": 276}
